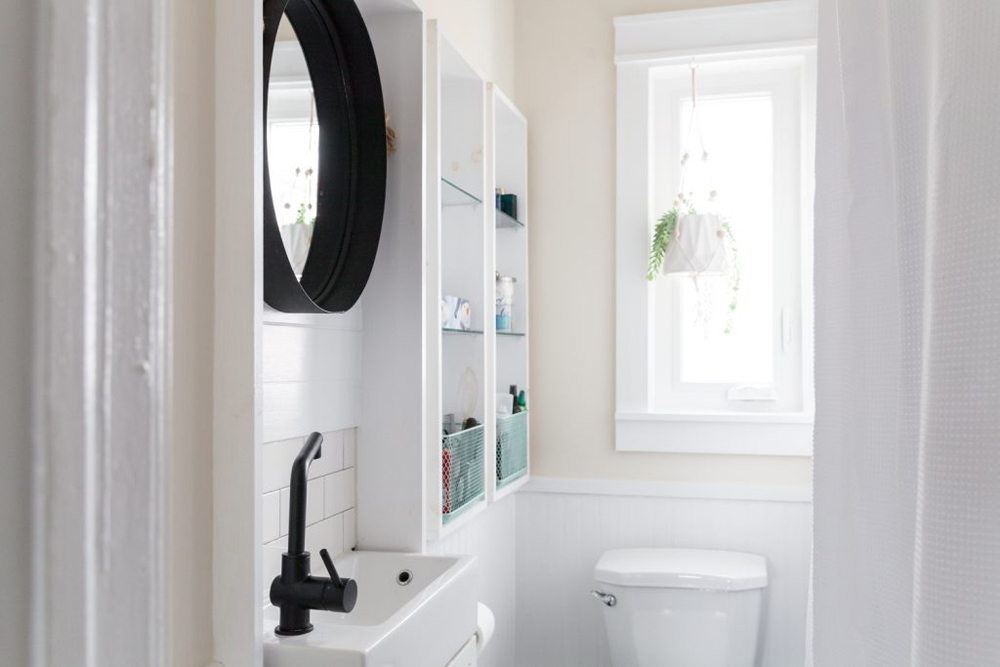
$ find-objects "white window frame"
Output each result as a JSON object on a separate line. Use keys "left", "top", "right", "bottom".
{"left": 614, "top": 0, "right": 817, "bottom": 456}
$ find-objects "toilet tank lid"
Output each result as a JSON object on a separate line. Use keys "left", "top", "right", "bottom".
{"left": 594, "top": 549, "right": 767, "bottom": 591}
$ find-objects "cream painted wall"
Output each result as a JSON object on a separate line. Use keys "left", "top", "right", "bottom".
{"left": 171, "top": 0, "right": 216, "bottom": 664}
{"left": 514, "top": 0, "right": 812, "bottom": 487}
{"left": 423, "top": 0, "right": 515, "bottom": 95}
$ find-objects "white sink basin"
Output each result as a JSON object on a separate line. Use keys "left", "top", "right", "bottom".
{"left": 264, "top": 551, "right": 478, "bottom": 667}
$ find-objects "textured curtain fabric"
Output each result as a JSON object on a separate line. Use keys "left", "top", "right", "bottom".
{"left": 814, "top": 1, "right": 1000, "bottom": 665}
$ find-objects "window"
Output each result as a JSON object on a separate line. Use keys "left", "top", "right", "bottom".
{"left": 651, "top": 57, "right": 805, "bottom": 413}
{"left": 614, "top": 3, "right": 816, "bottom": 455}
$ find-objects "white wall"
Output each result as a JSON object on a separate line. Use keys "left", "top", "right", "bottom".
{"left": 423, "top": 0, "right": 515, "bottom": 95}
{"left": 515, "top": 485, "right": 812, "bottom": 666}
{"left": 0, "top": 1, "right": 33, "bottom": 663}
{"left": 513, "top": 0, "right": 811, "bottom": 487}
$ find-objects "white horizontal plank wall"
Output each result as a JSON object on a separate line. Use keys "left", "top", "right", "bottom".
{"left": 357, "top": 6, "right": 427, "bottom": 552}
{"left": 515, "top": 484, "right": 812, "bottom": 667}
{"left": 262, "top": 308, "right": 363, "bottom": 442}
{"left": 428, "top": 494, "right": 518, "bottom": 667}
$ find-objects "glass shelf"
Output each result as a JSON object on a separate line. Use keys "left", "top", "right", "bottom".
{"left": 443, "top": 327, "right": 484, "bottom": 335}
{"left": 495, "top": 208, "right": 524, "bottom": 229}
{"left": 441, "top": 178, "right": 482, "bottom": 207}
{"left": 497, "top": 330, "right": 526, "bottom": 337}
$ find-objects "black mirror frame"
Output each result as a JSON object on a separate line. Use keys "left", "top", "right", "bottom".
{"left": 263, "top": 0, "right": 387, "bottom": 313}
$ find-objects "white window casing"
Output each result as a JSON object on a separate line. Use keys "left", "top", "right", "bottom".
{"left": 614, "top": 0, "right": 817, "bottom": 455}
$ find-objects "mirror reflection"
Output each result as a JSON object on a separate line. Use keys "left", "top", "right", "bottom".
{"left": 267, "top": 14, "right": 319, "bottom": 278}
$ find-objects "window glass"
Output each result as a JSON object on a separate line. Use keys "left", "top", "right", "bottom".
{"left": 675, "top": 94, "right": 774, "bottom": 385}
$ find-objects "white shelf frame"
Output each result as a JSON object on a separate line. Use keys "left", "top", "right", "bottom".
{"left": 426, "top": 24, "right": 491, "bottom": 542}
{"left": 424, "top": 31, "right": 532, "bottom": 544}
{"left": 487, "top": 85, "right": 530, "bottom": 505}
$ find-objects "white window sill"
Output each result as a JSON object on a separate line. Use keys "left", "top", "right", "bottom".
{"left": 615, "top": 411, "right": 813, "bottom": 456}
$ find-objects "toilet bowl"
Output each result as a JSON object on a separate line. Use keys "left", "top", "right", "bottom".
{"left": 593, "top": 548, "right": 767, "bottom": 667}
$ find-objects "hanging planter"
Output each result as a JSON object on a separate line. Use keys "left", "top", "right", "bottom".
{"left": 280, "top": 220, "right": 314, "bottom": 277}
{"left": 661, "top": 212, "right": 728, "bottom": 276}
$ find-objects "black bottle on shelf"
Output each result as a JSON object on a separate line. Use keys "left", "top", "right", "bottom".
{"left": 510, "top": 384, "right": 522, "bottom": 414}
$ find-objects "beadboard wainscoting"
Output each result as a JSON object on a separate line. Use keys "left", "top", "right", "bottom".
{"left": 428, "top": 494, "right": 518, "bottom": 667}
{"left": 514, "top": 480, "right": 812, "bottom": 667}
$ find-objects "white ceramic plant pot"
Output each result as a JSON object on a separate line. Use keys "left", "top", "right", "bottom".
{"left": 279, "top": 222, "right": 314, "bottom": 277}
{"left": 662, "top": 213, "right": 728, "bottom": 276}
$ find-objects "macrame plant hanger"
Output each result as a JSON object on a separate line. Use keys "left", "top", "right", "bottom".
{"left": 661, "top": 61, "right": 731, "bottom": 329}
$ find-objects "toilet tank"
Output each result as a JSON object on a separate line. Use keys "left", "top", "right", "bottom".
{"left": 593, "top": 549, "right": 767, "bottom": 667}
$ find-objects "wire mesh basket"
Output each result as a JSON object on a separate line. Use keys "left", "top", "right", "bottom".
{"left": 442, "top": 424, "right": 485, "bottom": 523}
{"left": 496, "top": 411, "right": 528, "bottom": 488}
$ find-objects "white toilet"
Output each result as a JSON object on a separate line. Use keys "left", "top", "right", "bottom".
{"left": 592, "top": 548, "right": 767, "bottom": 667}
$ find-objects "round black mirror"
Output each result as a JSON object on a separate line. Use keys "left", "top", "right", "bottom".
{"left": 263, "top": 0, "right": 387, "bottom": 313}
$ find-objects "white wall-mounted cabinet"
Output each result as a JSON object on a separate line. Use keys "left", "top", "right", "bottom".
{"left": 425, "top": 23, "right": 530, "bottom": 543}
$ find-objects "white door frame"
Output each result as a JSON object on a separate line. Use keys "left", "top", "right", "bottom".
{"left": 212, "top": 0, "right": 264, "bottom": 664}
{"left": 32, "top": 0, "right": 173, "bottom": 665}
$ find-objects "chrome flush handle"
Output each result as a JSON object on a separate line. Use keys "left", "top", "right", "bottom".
{"left": 591, "top": 590, "right": 617, "bottom": 607}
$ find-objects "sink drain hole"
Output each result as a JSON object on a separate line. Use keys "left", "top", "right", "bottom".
{"left": 396, "top": 569, "right": 413, "bottom": 586}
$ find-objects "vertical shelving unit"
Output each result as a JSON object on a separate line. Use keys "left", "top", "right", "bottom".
{"left": 489, "top": 86, "right": 530, "bottom": 501}
{"left": 426, "top": 25, "right": 489, "bottom": 540}
{"left": 425, "top": 26, "right": 529, "bottom": 542}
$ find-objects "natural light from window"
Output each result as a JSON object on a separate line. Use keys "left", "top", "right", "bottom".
{"left": 676, "top": 94, "right": 774, "bottom": 385}
{"left": 647, "top": 54, "right": 808, "bottom": 414}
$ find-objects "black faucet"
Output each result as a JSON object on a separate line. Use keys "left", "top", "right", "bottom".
{"left": 270, "top": 432, "right": 358, "bottom": 635}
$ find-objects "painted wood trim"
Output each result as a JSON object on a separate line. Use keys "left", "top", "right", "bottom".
{"left": 523, "top": 477, "right": 812, "bottom": 503}
{"left": 484, "top": 81, "right": 499, "bottom": 506}
{"left": 212, "top": 0, "right": 263, "bottom": 664}
{"left": 615, "top": 413, "right": 813, "bottom": 456}
{"left": 487, "top": 84, "right": 530, "bottom": 505}
{"left": 613, "top": 0, "right": 818, "bottom": 63}
{"left": 32, "top": 0, "right": 173, "bottom": 663}
{"left": 356, "top": 11, "right": 427, "bottom": 552}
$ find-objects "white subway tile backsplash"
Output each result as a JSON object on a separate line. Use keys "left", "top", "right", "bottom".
{"left": 305, "top": 513, "right": 344, "bottom": 559}
{"left": 263, "top": 431, "right": 347, "bottom": 493}
{"left": 263, "top": 437, "right": 304, "bottom": 494}
{"left": 318, "top": 429, "right": 345, "bottom": 475}
{"left": 278, "top": 488, "right": 289, "bottom": 537}
{"left": 324, "top": 468, "right": 355, "bottom": 518}
{"left": 262, "top": 514, "right": 350, "bottom": 598}
{"left": 307, "top": 478, "right": 324, "bottom": 525}
{"left": 344, "top": 508, "right": 356, "bottom": 551}
{"left": 262, "top": 541, "right": 283, "bottom": 597}
{"left": 263, "top": 491, "right": 281, "bottom": 543}
{"left": 277, "top": 478, "right": 324, "bottom": 537}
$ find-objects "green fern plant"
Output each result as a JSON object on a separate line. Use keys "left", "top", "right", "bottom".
{"left": 647, "top": 208, "right": 680, "bottom": 280}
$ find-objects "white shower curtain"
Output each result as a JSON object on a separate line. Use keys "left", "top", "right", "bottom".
{"left": 813, "top": 1, "right": 1000, "bottom": 665}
